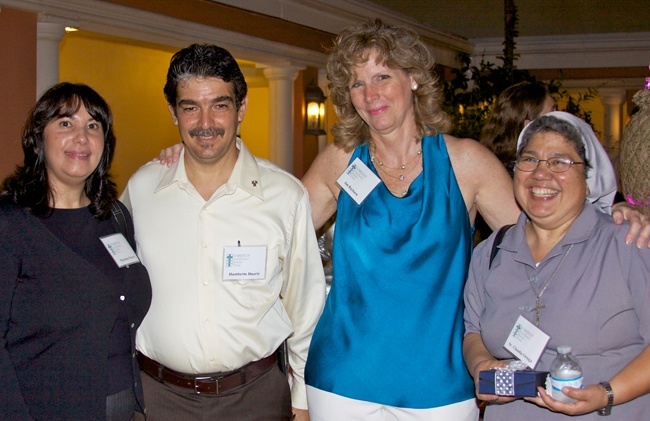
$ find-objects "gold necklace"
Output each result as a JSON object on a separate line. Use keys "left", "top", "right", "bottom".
{"left": 370, "top": 149, "right": 422, "bottom": 181}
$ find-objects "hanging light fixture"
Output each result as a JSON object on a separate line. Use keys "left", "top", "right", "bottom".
{"left": 304, "top": 80, "right": 326, "bottom": 135}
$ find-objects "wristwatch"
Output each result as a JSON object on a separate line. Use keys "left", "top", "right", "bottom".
{"left": 597, "top": 381, "right": 614, "bottom": 416}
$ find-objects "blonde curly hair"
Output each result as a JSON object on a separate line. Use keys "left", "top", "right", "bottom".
{"left": 327, "top": 19, "right": 450, "bottom": 151}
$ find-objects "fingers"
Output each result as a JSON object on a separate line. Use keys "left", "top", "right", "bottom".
{"left": 624, "top": 216, "right": 650, "bottom": 249}
{"left": 636, "top": 222, "right": 650, "bottom": 249}
{"left": 612, "top": 203, "right": 650, "bottom": 248}
{"left": 157, "top": 150, "right": 169, "bottom": 166}
{"left": 477, "top": 393, "right": 518, "bottom": 404}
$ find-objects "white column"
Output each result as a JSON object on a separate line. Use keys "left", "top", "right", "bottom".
{"left": 37, "top": 21, "right": 66, "bottom": 99}
{"left": 599, "top": 88, "right": 626, "bottom": 153}
{"left": 263, "top": 65, "right": 301, "bottom": 172}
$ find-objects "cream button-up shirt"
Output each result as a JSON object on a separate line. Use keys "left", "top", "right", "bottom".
{"left": 121, "top": 139, "right": 326, "bottom": 408}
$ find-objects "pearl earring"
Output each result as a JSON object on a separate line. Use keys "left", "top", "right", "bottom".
{"left": 411, "top": 83, "right": 418, "bottom": 91}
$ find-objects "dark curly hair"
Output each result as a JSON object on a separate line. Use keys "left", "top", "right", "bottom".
{"left": 163, "top": 43, "right": 248, "bottom": 110}
{"left": 327, "top": 19, "right": 450, "bottom": 151}
{"left": 1, "top": 82, "right": 117, "bottom": 219}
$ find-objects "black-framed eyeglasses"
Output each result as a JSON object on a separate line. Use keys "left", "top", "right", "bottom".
{"left": 514, "top": 157, "right": 584, "bottom": 173}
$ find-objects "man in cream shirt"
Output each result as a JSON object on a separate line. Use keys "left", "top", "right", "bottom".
{"left": 121, "top": 44, "right": 325, "bottom": 420}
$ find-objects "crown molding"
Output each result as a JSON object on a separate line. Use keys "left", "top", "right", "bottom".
{"left": 0, "top": 0, "right": 328, "bottom": 68}
{"left": 209, "top": 0, "right": 473, "bottom": 67}
{"left": 472, "top": 32, "right": 650, "bottom": 70}
{"left": 0, "top": 0, "right": 471, "bottom": 68}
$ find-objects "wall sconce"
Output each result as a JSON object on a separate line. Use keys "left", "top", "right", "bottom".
{"left": 305, "top": 81, "right": 326, "bottom": 135}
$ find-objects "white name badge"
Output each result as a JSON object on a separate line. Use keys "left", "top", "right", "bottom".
{"left": 100, "top": 233, "right": 140, "bottom": 268}
{"left": 504, "top": 315, "right": 550, "bottom": 369}
{"left": 223, "top": 246, "right": 267, "bottom": 280}
{"left": 336, "top": 158, "right": 381, "bottom": 205}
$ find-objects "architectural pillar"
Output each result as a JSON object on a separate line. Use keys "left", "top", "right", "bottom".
{"left": 599, "top": 88, "right": 626, "bottom": 154}
{"left": 37, "top": 21, "right": 66, "bottom": 98}
{"left": 263, "top": 65, "right": 301, "bottom": 172}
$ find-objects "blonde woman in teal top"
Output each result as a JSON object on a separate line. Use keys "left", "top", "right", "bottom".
{"left": 302, "top": 19, "right": 518, "bottom": 420}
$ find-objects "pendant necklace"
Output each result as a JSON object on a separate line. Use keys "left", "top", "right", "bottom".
{"left": 370, "top": 149, "right": 422, "bottom": 181}
{"left": 525, "top": 244, "right": 573, "bottom": 326}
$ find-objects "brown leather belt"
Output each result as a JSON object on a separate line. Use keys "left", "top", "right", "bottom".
{"left": 137, "top": 352, "right": 277, "bottom": 395}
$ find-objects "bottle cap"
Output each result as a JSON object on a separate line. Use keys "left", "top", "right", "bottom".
{"left": 557, "top": 346, "right": 571, "bottom": 354}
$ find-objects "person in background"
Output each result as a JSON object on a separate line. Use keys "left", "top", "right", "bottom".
{"left": 0, "top": 82, "right": 151, "bottom": 420}
{"left": 480, "top": 81, "right": 557, "bottom": 174}
{"left": 464, "top": 112, "right": 650, "bottom": 420}
{"left": 121, "top": 44, "right": 325, "bottom": 421}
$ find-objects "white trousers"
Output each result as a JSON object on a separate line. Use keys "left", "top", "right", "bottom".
{"left": 307, "top": 386, "right": 480, "bottom": 421}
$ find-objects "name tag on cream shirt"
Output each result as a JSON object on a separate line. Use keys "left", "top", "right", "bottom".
{"left": 223, "top": 245, "right": 267, "bottom": 280}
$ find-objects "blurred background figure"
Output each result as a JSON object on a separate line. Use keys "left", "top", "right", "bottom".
{"left": 480, "top": 81, "right": 557, "bottom": 174}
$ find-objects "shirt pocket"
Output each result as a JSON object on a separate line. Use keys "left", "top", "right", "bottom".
{"left": 231, "top": 246, "right": 282, "bottom": 308}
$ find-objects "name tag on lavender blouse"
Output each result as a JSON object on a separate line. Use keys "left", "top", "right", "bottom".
{"left": 504, "top": 315, "right": 550, "bottom": 369}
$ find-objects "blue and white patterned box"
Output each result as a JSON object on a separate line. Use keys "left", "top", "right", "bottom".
{"left": 479, "top": 368, "right": 548, "bottom": 397}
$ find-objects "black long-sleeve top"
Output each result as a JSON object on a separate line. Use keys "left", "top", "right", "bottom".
{"left": 0, "top": 200, "right": 151, "bottom": 419}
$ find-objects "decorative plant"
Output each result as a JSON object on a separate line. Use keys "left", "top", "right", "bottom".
{"left": 442, "top": 0, "right": 597, "bottom": 139}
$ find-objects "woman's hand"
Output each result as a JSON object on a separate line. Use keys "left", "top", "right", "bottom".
{"left": 463, "top": 333, "right": 519, "bottom": 403}
{"left": 524, "top": 383, "right": 608, "bottom": 416}
{"left": 472, "top": 359, "right": 519, "bottom": 404}
{"left": 154, "top": 143, "right": 184, "bottom": 167}
{"left": 611, "top": 202, "right": 650, "bottom": 248}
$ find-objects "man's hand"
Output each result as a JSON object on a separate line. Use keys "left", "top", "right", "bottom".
{"left": 612, "top": 202, "right": 650, "bottom": 248}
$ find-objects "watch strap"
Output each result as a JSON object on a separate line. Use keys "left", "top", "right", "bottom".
{"left": 597, "top": 381, "right": 613, "bottom": 416}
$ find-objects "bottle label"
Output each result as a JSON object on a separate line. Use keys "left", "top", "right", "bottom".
{"left": 549, "top": 374, "right": 583, "bottom": 403}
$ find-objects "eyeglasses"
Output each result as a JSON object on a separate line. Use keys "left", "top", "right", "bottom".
{"left": 514, "top": 157, "right": 584, "bottom": 173}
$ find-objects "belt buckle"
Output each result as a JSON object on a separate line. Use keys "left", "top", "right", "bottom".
{"left": 193, "top": 376, "right": 217, "bottom": 395}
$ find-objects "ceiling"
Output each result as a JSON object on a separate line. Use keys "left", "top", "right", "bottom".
{"left": 365, "top": 0, "right": 650, "bottom": 40}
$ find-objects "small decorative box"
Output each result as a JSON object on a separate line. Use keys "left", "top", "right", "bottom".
{"left": 479, "top": 363, "right": 548, "bottom": 397}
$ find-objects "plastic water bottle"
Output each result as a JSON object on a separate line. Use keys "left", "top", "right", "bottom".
{"left": 548, "top": 346, "right": 583, "bottom": 403}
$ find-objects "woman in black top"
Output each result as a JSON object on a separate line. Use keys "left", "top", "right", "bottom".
{"left": 0, "top": 82, "right": 151, "bottom": 420}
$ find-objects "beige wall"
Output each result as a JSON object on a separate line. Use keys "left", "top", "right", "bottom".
{"left": 556, "top": 89, "right": 605, "bottom": 138}
{"left": 242, "top": 87, "right": 270, "bottom": 159}
{"left": 59, "top": 31, "right": 271, "bottom": 194}
{"left": 0, "top": 7, "right": 37, "bottom": 181}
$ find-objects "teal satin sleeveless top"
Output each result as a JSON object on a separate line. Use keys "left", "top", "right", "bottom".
{"left": 305, "top": 134, "right": 475, "bottom": 408}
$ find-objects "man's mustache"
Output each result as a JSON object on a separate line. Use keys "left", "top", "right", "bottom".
{"left": 188, "top": 127, "right": 225, "bottom": 138}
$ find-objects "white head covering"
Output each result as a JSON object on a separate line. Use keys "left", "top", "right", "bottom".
{"left": 516, "top": 111, "right": 617, "bottom": 214}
